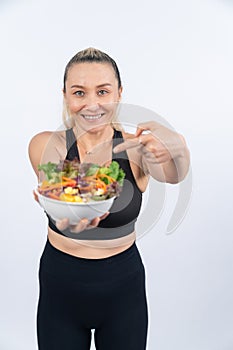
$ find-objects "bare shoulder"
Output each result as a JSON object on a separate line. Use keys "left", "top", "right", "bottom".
{"left": 29, "top": 130, "right": 66, "bottom": 147}
{"left": 29, "top": 131, "right": 53, "bottom": 150}
{"left": 28, "top": 130, "right": 66, "bottom": 178}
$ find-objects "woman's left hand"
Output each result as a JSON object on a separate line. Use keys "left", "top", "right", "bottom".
{"left": 113, "top": 121, "right": 190, "bottom": 183}
{"left": 113, "top": 121, "right": 187, "bottom": 164}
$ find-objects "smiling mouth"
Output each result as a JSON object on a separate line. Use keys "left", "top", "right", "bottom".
{"left": 81, "top": 113, "right": 104, "bottom": 120}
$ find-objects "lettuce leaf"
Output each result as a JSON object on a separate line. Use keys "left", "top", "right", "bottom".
{"left": 98, "top": 161, "right": 125, "bottom": 185}
{"left": 85, "top": 164, "right": 100, "bottom": 176}
{"left": 38, "top": 162, "right": 58, "bottom": 180}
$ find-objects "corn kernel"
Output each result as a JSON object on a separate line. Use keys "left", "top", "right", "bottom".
{"left": 60, "top": 193, "right": 74, "bottom": 202}
{"left": 64, "top": 187, "right": 78, "bottom": 195}
{"left": 74, "top": 196, "right": 83, "bottom": 202}
{"left": 94, "top": 189, "right": 104, "bottom": 196}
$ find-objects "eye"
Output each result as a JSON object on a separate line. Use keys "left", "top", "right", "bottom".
{"left": 98, "top": 90, "right": 108, "bottom": 96}
{"left": 74, "top": 90, "right": 85, "bottom": 97}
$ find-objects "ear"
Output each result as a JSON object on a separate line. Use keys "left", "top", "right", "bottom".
{"left": 118, "top": 86, "right": 123, "bottom": 101}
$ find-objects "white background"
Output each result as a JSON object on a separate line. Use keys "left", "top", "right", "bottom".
{"left": 0, "top": 0, "right": 233, "bottom": 349}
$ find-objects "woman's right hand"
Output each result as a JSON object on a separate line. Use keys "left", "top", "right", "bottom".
{"left": 55, "top": 212, "right": 110, "bottom": 233}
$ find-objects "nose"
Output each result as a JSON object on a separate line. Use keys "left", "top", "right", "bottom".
{"left": 84, "top": 93, "right": 101, "bottom": 111}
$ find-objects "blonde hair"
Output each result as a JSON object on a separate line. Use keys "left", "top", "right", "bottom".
{"left": 62, "top": 47, "right": 123, "bottom": 130}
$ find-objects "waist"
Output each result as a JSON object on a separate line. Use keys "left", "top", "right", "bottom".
{"left": 39, "top": 237, "right": 144, "bottom": 286}
{"left": 48, "top": 226, "right": 136, "bottom": 259}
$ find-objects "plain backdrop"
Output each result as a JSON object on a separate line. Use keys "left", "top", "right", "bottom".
{"left": 0, "top": 0, "right": 232, "bottom": 349}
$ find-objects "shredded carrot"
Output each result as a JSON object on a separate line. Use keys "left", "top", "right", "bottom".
{"left": 38, "top": 181, "right": 75, "bottom": 192}
{"left": 97, "top": 173, "right": 115, "bottom": 183}
{"left": 84, "top": 175, "right": 98, "bottom": 182}
{"left": 95, "top": 178, "right": 107, "bottom": 191}
{"left": 62, "top": 176, "right": 76, "bottom": 184}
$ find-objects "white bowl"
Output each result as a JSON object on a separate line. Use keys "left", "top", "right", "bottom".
{"left": 35, "top": 189, "right": 115, "bottom": 225}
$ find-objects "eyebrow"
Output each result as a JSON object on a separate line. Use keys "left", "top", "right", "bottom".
{"left": 70, "top": 83, "right": 112, "bottom": 89}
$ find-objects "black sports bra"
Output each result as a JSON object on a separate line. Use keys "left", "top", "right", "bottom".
{"left": 47, "top": 128, "right": 143, "bottom": 240}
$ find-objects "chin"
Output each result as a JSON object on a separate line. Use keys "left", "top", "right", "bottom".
{"left": 86, "top": 123, "right": 112, "bottom": 134}
{"left": 74, "top": 117, "right": 113, "bottom": 134}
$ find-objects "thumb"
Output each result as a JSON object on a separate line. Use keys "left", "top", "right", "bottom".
{"left": 33, "top": 190, "right": 39, "bottom": 202}
{"left": 135, "top": 127, "right": 144, "bottom": 138}
{"left": 135, "top": 121, "right": 160, "bottom": 137}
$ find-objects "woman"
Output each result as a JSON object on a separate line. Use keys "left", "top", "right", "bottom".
{"left": 29, "top": 47, "right": 190, "bottom": 350}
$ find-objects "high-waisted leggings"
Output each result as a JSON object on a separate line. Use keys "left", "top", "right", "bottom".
{"left": 37, "top": 239, "right": 148, "bottom": 350}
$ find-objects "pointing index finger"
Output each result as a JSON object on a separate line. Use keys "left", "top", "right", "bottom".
{"left": 113, "top": 137, "right": 141, "bottom": 153}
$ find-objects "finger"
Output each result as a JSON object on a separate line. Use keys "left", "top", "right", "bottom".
{"left": 69, "top": 218, "right": 90, "bottom": 233}
{"left": 85, "top": 217, "right": 101, "bottom": 230}
{"left": 144, "top": 153, "right": 161, "bottom": 163}
{"left": 144, "top": 152, "right": 171, "bottom": 164}
{"left": 141, "top": 144, "right": 164, "bottom": 157}
{"left": 99, "top": 211, "right": 110, "bottom": 220}
{"left": 113, "top": 137, "right": 142, "bottom": 153}
{"left": 86, "top": 211, "right": 110, "bottom": 230}
{"left": 114, "top": 133, "right": 159, "bottom": 153}
{"left": 56, "top": 218, "right": 70, "bottom": 231}
{"left": 33, "top": 190, "right": 39, "bottom": 202}
{"left": 90, "top": 217, "right": 100, "bottom": 227}
{"left": 135, "top": 121, "right": 161, "bottom": 137}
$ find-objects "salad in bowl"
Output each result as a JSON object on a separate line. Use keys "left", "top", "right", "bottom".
{"left": 35, "top": 159, "right": 125, "bottom": 224}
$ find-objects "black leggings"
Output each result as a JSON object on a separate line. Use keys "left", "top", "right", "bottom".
{"left": 37, "top": 239, "right": 148, "bottom": 350}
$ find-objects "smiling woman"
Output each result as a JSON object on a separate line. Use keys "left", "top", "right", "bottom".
{"left": 28, "top": 47, "right": 190, "bottom": 350}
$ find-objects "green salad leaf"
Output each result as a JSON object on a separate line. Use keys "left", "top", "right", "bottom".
{"left": 85, "top": 164, "right": 100, "bottom": 176}
{"left": 98, "top": 161, "right": 125, "bottom": 185}
{"left": 117, "top": 168, "right": 125, "bottom": 186}
{"left": 38, "top": 162, "right": 58, "bottom": 180}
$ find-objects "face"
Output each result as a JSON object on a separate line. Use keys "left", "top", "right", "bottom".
{"left": 63, "top": 62, "right": 122, "bottom": 133}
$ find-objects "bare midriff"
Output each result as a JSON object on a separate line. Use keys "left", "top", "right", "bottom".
{"left": 48, "top": 227, "right": 136, "bottom": 259}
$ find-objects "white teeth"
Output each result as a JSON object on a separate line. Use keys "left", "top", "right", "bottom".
{"left": 83, "top": 114, "right": 102, "bottom": 120}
